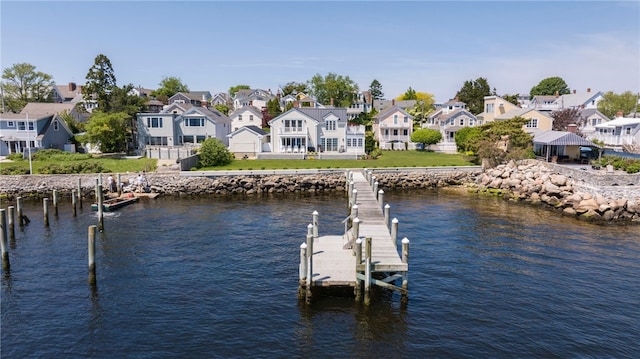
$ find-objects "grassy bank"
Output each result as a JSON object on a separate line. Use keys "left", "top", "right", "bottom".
{"left": 201, "top": 151, "right": 474, "bottom": 171}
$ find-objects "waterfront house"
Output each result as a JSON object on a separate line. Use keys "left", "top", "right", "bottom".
{"left": 168, "top": 91, "right": 212, "bottom": 107}
{"left": 372, "top": 105, "right": 414, "bottom": 150}
{"left": 578, "top": 109, "right": 610, "bottom": 138}
{"left": 229, "top": 106, "right": 263, "bottom": 132}
{"left": 532, "top": 129, "right": 599, "bottom": 162}
{"left": 425, "top": 99, "right": 477, "bottom": 153}
{"left": 232, "top": 88, "right": 276, "bottom": 111}
{"left": 479, "top": 96, "right": 553, "bottom": 130}
{"left": 592, "top": 112, "right": 640, "bottom": 150}
{"left": 267, "top": 107, "right": 364, "bottom": 156}
{"left": 227, "top": 125, "right": 270, "bottom": 159}
{"left": 136, "top": 103, "right": 232, "bottom": 152}
{"left": 0, "top": 112, "right": 74, "bottom": 156}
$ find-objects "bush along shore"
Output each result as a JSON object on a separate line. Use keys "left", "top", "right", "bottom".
{"left": 474, "top": 159, "right": 640, "bottom": 224}
{"left": 1, "top": 161, "right": 638, "bottom": 224}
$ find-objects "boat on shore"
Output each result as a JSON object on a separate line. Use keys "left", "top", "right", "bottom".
{"left": 91, "top": 195, "right": 139, "bottom": 212}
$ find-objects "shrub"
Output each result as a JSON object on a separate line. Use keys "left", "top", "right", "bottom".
{"left": 198, "top": 138, "right": 234, "bottom": 167}
{"left": 626, "top": 163, "right": 640, "bottom": 174}
{"left": 7, "top": 153, "right": 23, "bottom": 161}
{"left": 0, "top": 165, "right": 29, "bottom": 175}
{"left": 32, "top": 149, "right": 91, "bottom": 161}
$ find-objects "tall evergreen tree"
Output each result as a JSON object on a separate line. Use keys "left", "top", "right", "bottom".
{"left": 369, "top": 79, "right": 384, "bottom": 101}
{"left": 82, "top": 54, "right": 117, "bottom": 112}
{"left": 455, "top": 77, "right": 492, "bottom": 115}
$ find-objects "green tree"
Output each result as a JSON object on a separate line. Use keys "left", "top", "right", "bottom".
{"left": 502, "top": 93, "right": 520, "bottom": 106}
{"left": 454, "top": 126, "right": 483, "bottom": 153}
{"left": 365, "top": 133, "right": 376, "bottom": 154}
{"left": 406, "top": 93, "right": 436, "bottom": 127}
{"left": 214, "top": 104, "right": 229, "bottom": 116}
{"left": 198, "top": 138, "right": 234, "bottom": 167}
{"left": 110, "top": 83, "right": 147, "bottom": 150}
{"left": 597, "top": 91, "right": 639, "bottom": 118}
{"left": 281, "top": 81, "right": 308, "bottom": 96}
{"left": 1, "top": 63, "right": 54, "bottom": 113}
{"left": 456, "top": 77, "right": 493, "bottom": 115}
{"left": 307, "top": 72, "right": 359, "bottom": 107}
{"left": 82, "top": 54, "right": 117, "bottom": 112}
{"left": 229, "top": 84, "right": 250, "bottom": 97}
{"left": 369, "top": 79, "right": 384, "bottom": 101}
{"left": 529, "top": 76, "right": 570, "bottom": 97}
{"left": 151, "top": 76, "right": 189, "bottom": 103}
{"left": 81, "top": 111, "right": 129, "bottom": 152}
{"left": 477, "top": 117, "right": 533, "bottom": 167}
{"left": 411, "top": 128, "right": 442, "bottom": 149}
{"left": 59, "top": 110, "right": 84, "bottom": 133}
{"left": 266, "top": 97, "right": 282, "bottom": 118}
{"left": 551, "top": 108, "right": 583, "bottom": 131}
{"left": 397, "top": 86, "right": 417, "bottom": 100}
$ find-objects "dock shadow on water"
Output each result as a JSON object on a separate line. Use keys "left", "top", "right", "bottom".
{"left": 1, "top": 191, "right": 639, "bottom": 358}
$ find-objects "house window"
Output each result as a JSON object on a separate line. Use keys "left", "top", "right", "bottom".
{"left": 393, "top": 115, "right": 398, "bottom": 124}
{"left": 393, "top": 129, "right": 398, "bottom": 136}
{"left": 185, "top": 118, "right": 204, "bottom": 127}
{"left": 321, "top": 138, "right": 339, "bottom": 151}
{"left": 626, "top": 128, "right": 631, "bottom": 135}
{"left": 249, "top": 115, "right": 254, "bottom": 122}
{"left": 147, "top": 117, "right": 163, "bottom": 128}
{"left": 384, "top": 129, "right": 389, "bottom": 136}
{"left": 53, "top": 120, "right": 59, "bottom": 131}
{"left": 404, "top": 116, "right": 408, "bottom": 123}
{"left": 459, "top": 119, "right": 464, "bottom": 126}
{"left": 29, "top": 122, "right": 34, "bottom": 130}
{"left": 357, "top": 138, "right": 363, "bottom": 147}
{"left": 469, "top": 119, "right": 475, "bottom": 126}
{"left": 347, "top": 138, "right": 352, "bottom": 147}
{"left": 486, "top": 103, "right": 494, "bottom": 113}
{"left": 17, "top": 121, "right": 26, "bottom": 131}
{"left": 325, "top": 119, "right": 336, "bottom": 131}
{"left": 239, "top": 115, "right": 243, "bottom": 121}
{"left": 526, "top": 119, "right": 538, "bottom": 128}
{"left": 7, "top": 121, "right": 15, "bottom": 128}
{"left": 403, "top": 129, "right": 408, "bottom": 136}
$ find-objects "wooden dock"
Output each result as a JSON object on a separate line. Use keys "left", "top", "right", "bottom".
{"left": 298, "top": 169, "right": 409, "bottom": 305}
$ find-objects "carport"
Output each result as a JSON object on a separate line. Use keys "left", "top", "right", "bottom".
{"left": 532, "top": 130, "right": 599, "bottom": 163}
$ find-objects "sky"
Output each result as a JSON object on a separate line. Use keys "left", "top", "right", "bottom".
{"left": 1, "top": 0, "right": 639, "bottom": 103}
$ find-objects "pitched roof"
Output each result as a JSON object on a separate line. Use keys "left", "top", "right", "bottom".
{"left": 229, "top": 106, "right": 263, "bottom": 118}
{"left": 296, "top": 107, "right": 347, "bottom": 121}
{"left": 532, "top": 130, "right": 597, "bottom": 146}
{"left": 595, "top": 116, "right": 640, "bottom": 128}
{"left": 495, "top": 108, "right": 551, "bottom": 120}
{"left": 375, "top": 105, "right": 412, "bottom": 120}
{"left": 20, "top": 102, "right": 76, "bottom": 115}
{"left": 555, "top": 92, "right": 602, "bottom": 108}
{"left": 227, "top": 125, "right": 267, "bottom": 137}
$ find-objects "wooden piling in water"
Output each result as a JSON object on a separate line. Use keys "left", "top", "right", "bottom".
{"left": 354, "top": 238, "right": 363, "bottom": 301}
{"left": 384, "top": 204, "right": 391, "bottom": 227}
{"left": 364, "top": 237, "right": 372, "bottom": 305}
{"left": 305, "top": 225, "right": 314, "bottom": 305}
{"left": 77, "top": 178, "right": 83, "bottom": 209}
{"left": 401, "top": 237, "right": 410, "bottom": 303}
{"left": 391, "top": 218, "right": 399, "bottom": 245}
{"left": 16, "top": 197, "right": 24, "bottom": 226}
{"left": 298, "top": 243, "right": 307, "bottom": 300}
{"left": 7, "top": 206, "right": 15, "bottom": 240}
{"left": 312, "top": 211, "right": 319, "bottom": 238}
{"left": 97, "top": 184, "right": 104, "bottom": 231}
{"left": 88, "top": 225, "right": 97, "bottom": 284}
{"left": 117, "top": 173, "right": 122, "bottom": 197}
{"left": 0, "top": 209, "right": 10, "bottom": 271}
{"left": 52, "top": 190, "right": 59, "bottom": 217}
{"left": 43, "top": 198, "right": 50, "bottom": 227}
{"left": 72, "top": 190, "right": 77, "bottom": 217}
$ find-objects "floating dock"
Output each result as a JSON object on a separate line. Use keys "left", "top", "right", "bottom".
{"left": 297, "top": 169, "right": 409, "bottom": 305}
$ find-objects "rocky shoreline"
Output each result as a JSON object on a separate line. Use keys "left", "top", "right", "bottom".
{"left": 1, "top": 161, "right": 639, "bottom": 224}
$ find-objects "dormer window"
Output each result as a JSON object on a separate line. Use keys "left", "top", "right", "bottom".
{"left": 53, "top": 120, "right": 59, "bottom": 131}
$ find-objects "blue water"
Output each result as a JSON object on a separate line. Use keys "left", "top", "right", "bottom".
{"left": 2, "top": 191, "right": 639, "bottom": 358}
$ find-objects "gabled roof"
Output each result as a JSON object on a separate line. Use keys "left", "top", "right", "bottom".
{"left": 495, "top": 108, "right": 552, "bottom": 120}
{"left": 436, "top": 108, "right": 476, "bottom": 121}
{"left": 595, "top": 116, "right": 640, "bottom": 128}
{"left": 579, "top": 108, "right": 608, "bottom": 119}
{"left": 229, "top": 106, "right": 263, "bottom": 118}
{"left": 375, "top": 105, "right": 413, "bottom": 120}
{"left": 441, "top": 99, "right": 466, "bottom": 107}
{"left": 227, "top": 125, "right": 267, "bottom": 138}
{"left": 555, "top": 91, "right": 603, "bottom": 108}
{"left": 268, "top": 107, "right": 347, "bottom": 126}
{"left": 20, "top": 102, "right": 76, "bottom": 115}
{"left": 532, "top": 130, "right": 597, "bottom": 146}
{"left": 183, "top": 106, "right": 229, "bottom": 121}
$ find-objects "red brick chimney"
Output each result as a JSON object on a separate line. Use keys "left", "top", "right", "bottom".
{"left": 616, "top": 111, "right": 624, "bottom": 118}
{"left": 293, "top": 101, "right": 299, "bottom": 108}
{"left": 573, "top": 89, "right": 576, "bottom": 94}
{"left": 68, "top": 82, "right": 76, "bottom": 91}
{"left": 567, "top": 124, "right": 577, "bottom": 133}
{"left": 330, "top": 98, "right": 334, "bottom": 107}
{"left": 587, "top": 88, "right": 591, "bottom": 93}
{"left": 392, "top": 99, "right": 395, "bottom": 106}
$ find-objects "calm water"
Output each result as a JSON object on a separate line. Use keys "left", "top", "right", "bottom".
{"left": 1, "top": 191, "right": 639, "bottom": 358}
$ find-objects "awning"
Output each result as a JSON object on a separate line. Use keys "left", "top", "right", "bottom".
{"left": 532, "top": 130, "right": 598, "bottom": 147}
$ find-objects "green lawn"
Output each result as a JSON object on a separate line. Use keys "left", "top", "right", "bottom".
{"left": 1, "top": 156, "right": 157, "bottom": 175}
{"left": 203, "top": 151, "right": 474, "bottom": 171}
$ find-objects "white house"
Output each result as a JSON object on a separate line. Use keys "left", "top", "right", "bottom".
{"left": 229, "top": 106, "right": 263, "bottom": 132}
{"left": 227, "top": 125, "right": 269, "bottom": 159}
{"left": 592, "top": 112, "right": 640, "bottom": 150}
{"left": 372, "top": 105, "right": 414, "bottom": 150}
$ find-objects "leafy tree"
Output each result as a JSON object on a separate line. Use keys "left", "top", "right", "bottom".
{"left": 454, "top": 126, "right": 483, "bottom": 153}
{"left": 151, "top": 76, "right": 189, "bottom": 102}
{"left": 369, "top": 79, "right": 384, "bottom": 101}
{"left": 82, "top": 54, "right": 117, "bottom": 112}
{"left": 397, "top": 86, "right": 417, "bottom": 100}
{"left": 364, "top": 133, "right": 376, "bottom": 154}
{"left": 456, "top": 77, "right": 493, "bottom": 115}
{"left": 307, "top": 72, "right": 359, "bottom": 107}
{"left": 229, "top": 84, "right": 250, "bottom": 97}
{"left": 1, "top": 63, "right": 54, "bottom": 113}
{"left": 81, "top": 111, "right": 129, "bottom": 153}
{"left": 477, "top": 117, "right": 533, "bottom": 167}
{"left": 109, "top": 83, "right": 147, "bottom": 150}
{"left": 266, "top": 97, "right": 282, "bottom": 118}
{"left": 59, "top": 110, "right": 84, "bottom": 133}
{"left": 214, "top": 104, "right": 229, "bottom": 116}
{"left": 198, "top": 138, "right": 234, "bottom": 167}
{"left": 406, "top": 93, "right": 436, "bottom": 127}
{"left": 351, "top": 111, "right": 373, "bottom": 129}
{"left": 502, "top": 93, "right": 520, "bottom": 106}
{"left": 551, "top": 108, "right": 583, "bottom": 131}
{"left": 597, "top": 91, "right": 639, "bottom": 118}
{"left": 529, "top": 76, "right": 570, "bottom": 97}
{"left": 411, "top": 128, "right": 442, "bottom": 149}
{"left": 281, "top": 81, "right": 308, "bottom": 96}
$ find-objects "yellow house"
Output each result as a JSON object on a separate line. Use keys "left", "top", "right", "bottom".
{"left": 479, "top": 95, "right": 553, "bottom": 131}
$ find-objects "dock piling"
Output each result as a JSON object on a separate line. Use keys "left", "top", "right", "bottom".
{"left": 97, "top": 184, "right": 104, "bottom": 231}
{"left": 312, "top": 211, "right": 319, "bottom": 238}
{"left": 378, "top": 190, "right": 384, "bottom": 212}
{"left": 352, "top": 189, "right": 358, "bottom": 206}
{"left": 384, "top": 204, "right": 391, "bottom": 227}
{"left": 305, "top": 228, "right": 314, "bottom": 305}
{"left": 77, "top": 178, "right": 83, "bottom": 209}
{"left": 7, "top": 206, "right": 15, "bottom": 240}
{"left": 16, "top": 197, "right": 24, "bottom": 226}
{"left": 352, "top": 217, "right": 360, "bottom": 240}
{"left": 52, "top": 189, "right": 59, "bottom": 217}
{"left": 354, "top": 237, "right": 363, "bottom": 301}
{"left": 1, "top": 209, "right": 10, "bottom": 271}
{"left": 298, "top": 243, "right": 308, "bottom": 300}
{"left": 88, "top": 225, "right": 97, "bottom": 284}
{"left": 43, "top": 198, "right": 50, "bottom": 227}
{"left": 72, "top": 190, "right": 77, "bottom": 217}
{"left": 373, "top": 181, "right": 378, "bottom": 198}
{"left": 401, "top": 237, "right": 410, "bottom": 303}
{"left": 117, "top": 173, "right": 122, "bottom": 197}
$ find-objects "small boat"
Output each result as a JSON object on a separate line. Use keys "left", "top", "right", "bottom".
{"left": 91, "top": 196, "right": 139, "bottom": 212}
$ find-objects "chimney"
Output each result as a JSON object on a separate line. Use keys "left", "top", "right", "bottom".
{"left": 554, "top": 91, "right": 559, "bottom": 97}
{"left": 330, "top": 98, "right": 334, "bottom": 107}
{"left": 293, "top": 101, "right": 299, "bottom": 108}
{"left": 498, "top": 103, "right": 505, "bottom": 114}
{"left": 573, "top": 89, "right": 576, "bottom": 94}
{"left": 587, "top": 88, "right": 591, "bottom": 93}
{"left": 69, "top": 82, "right": 76, "bottom": 91}
{"left": 616, "top": 111, "right": 624, "bottom": 118}
{"left": 567, "top": 124, "right": 577, "bottom": 133}
{"left": 392, "top": 99, "right": 395, "bottom": 106}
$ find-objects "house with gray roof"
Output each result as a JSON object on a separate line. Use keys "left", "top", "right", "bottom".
{"left": 226, "top": 125, "right": 270, "bottom": 159}
{"left": 578, "top": 108, "right": 610, "bottom": 137}
{"left": 267, "top": 107, "right": 364, "bottom": 158}
{"left": 232, "top": 88, "right": 276, "bottom": 111}
{"left": 0, "top": 111, "right": 74, "bottom": 156}
{"left": 168, "top": 91, "right": 212, "bottom": 107}
{"left": 373, "top": 105, "right": 414, "bottom": 150}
